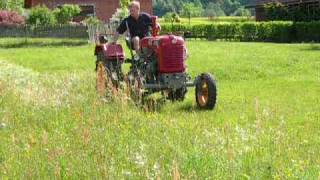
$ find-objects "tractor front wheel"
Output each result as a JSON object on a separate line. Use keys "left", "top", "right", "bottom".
{"left": 195, "top": 73, "right": 217, "bottom": 110}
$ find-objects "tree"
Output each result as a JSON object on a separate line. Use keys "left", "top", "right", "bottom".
{"left": 152, "top": 0, "right": 252, "bottom": 17}
{"left": 180, "top": 2, "right": 203, "bottom": 24}
{"left": 204, "top": 2, "right": 225, "bottom": 19}
{"left": 163, "top": 12, "right": 180, "bottom": 26}
{"left": 232, "top": 7, "right": 251, "bottom": 17}
{"left": 120, "top": 0, "right": 130, "bottom": 9}
{"left": 222, "top": 0, "right": 241, "bottom": 16}
{"left": 153, "top": 0, "right": 175, "bottom": 17}
{"left": 53, "top": 4, "right": 80, "bottom": 24}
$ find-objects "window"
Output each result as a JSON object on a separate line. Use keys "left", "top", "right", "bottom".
{"left": 73, "top": 5, "right": 95, "bottom": 22}
{"left": 79, "top": 5, "right": 95, "bottom": 17}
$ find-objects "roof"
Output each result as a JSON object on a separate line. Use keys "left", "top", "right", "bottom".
{"left": 246, "top": 0, "right": 319, "bottom": 7}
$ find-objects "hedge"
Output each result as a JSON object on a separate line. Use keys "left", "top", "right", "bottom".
{"left": 160, "top": 21, "right": 320, "bottom": 42}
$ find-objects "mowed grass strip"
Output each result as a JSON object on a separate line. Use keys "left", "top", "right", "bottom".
{"left": 0, "top": 38, "right": 319, "bottom": 179}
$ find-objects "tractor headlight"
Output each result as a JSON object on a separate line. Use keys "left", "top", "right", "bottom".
{"left": 172, "top": 37, "right": 177, "bottom": 44}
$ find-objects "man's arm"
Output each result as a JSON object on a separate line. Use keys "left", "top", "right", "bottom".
{"left": 112, "top": 19, "right": 127, "bottom": 43}
{"left": 112, "top": 31, "right": 120, "bottom": 43}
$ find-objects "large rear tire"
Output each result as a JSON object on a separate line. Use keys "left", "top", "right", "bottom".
{"left": 195, "top": 73, "right": 217, "bottom": 110}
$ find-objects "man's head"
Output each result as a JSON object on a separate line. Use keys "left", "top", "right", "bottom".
{"left": 129, "top": 1, "right": 140, "bottom": 19}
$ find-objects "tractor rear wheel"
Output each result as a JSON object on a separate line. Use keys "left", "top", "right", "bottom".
{"left": 195, "top": 73, "right": 217, "bottom": 110}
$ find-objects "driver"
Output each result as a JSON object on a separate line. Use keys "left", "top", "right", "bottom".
{"left": 112, "top": 1, "right": 152, "bottom": 55}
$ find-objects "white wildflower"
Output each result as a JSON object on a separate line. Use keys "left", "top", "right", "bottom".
{"left": 134, "top": 153, "right": 146, "bottom": 167}
{"left": 0, "top": 122, "right": 7, "bottom": 129}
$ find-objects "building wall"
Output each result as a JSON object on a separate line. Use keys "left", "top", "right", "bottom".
{"left": 28, "top": 0, "right": 153, "bottom": 22}
{"left": 139, "top": 0, "right": 153, "bottom": 15}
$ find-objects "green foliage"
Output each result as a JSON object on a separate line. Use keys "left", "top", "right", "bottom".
{"left": 119, "top": 0, "right": 130, "bottom": 21}
{"left": 232, "top": 7, "right": 251, "bottom": 17}
{"left": 264, "top": 2, "right": 289, "bottom": 21}
{"left": 294, "top": 21, "right": 320, "bottom": 42}
{"left": 204, "top": 2, "right": 225, "bottom": 18}
{"left": 82, "top": 16, "right": 101, "bottom": 26}
{"left": 53, "top": 4, "right": 81, "bottom": 24}
{"left": 222, "top": 0, "right": 241, "bottom": 16}
{"left": 153, "top": 0, "right": 248, "bottom": 17}
{"left": 163, "top": 12, "right": 180, "bottom": 23}
{"left": 153, "top": 0, "right": 175, "bottom": 17}
{"left": 120, "top": 0, "right": 130, "bottom": 9}
{"left": 180, "top": 2, "right": 203, "bottom": 24}
{"left": 160, "top": 21, "right": 320, "bottom": 42}
{"left": 27, "top": 6, "right": 56, "bottom": 26}
{"left": 180, "top": 2, "right": 203, "bottom": 18}
{"left": 264, "top": 2, "right": 320, "bottom": 22}
{"left": 0, "top": 0, "right": 24, "bottom": 12}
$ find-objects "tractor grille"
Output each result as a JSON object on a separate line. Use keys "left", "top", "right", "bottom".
{"left": 160, "top": 44, "right": 185, "bottom": 73}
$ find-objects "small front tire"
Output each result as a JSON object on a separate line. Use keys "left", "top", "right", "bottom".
{"left": 195, "top": 73, "right": 217, "bottom": 110}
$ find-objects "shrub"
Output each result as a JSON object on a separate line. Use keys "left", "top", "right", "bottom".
{"left": 53, "top": 4, "right": 81, "bottom": 24}
{"left": 0, "top": 10, "right": 25, "bottom": 26}
{"left": 163, "top": 12, "right": 180, "bottom": 23}
{"left": 27, "top": 6, "right": 56, "bottom": 26}
{"left": 294, "top": 21, "right": 320, "bottom": 42}
{"left": 82, "top": 16, "right": 101, "bottom": 26}
{"left": 240, "top": 22, "right": 257, "bottom": 41}
{"left": 268, "top": 21, "right": 292, "bottom": 42}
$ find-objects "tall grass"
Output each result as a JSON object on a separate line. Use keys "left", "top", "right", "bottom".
{"left": 0, "top": 38, "right": 319, "bottom": 178}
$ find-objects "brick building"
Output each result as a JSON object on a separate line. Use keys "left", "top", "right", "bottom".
{"left": 24, "top": 0, "right": 153, "bottom": 22}
{"left": 247, "top": 0, "right": 320, "bottom": 21}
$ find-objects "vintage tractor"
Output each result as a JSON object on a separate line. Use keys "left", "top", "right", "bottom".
{"left": 94, "top": 17, "right": 217, "bottom": 109}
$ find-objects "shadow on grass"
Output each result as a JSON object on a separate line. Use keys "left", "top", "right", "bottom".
{"left": 301, "top": 44, "right": 320, "bottom": 51}
{"left": 178, "top": 103, "right": 201, "bottom": 112}
{"left": 0, "top": 40, "right": 88, "bottom": 49}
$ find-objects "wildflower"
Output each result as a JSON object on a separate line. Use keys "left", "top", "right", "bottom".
{"left": 0, "top": 122, "right": 7, "bottom": 129}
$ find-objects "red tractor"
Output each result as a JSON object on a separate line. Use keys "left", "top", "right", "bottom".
{"left": 94, "top": 17, "right": 217, "bottom": 109}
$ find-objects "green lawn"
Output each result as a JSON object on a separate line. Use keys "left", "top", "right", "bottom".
{"left": 0, "top": 38, "right": 319, "bottom": 179}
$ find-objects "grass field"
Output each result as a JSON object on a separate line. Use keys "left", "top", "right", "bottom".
{"left": 0, "top": 38, "right": 319, "bottom": 179}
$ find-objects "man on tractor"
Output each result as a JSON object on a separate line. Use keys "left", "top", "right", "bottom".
{"left": 111, "top": 1, "right": 159, "bottom": 56}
